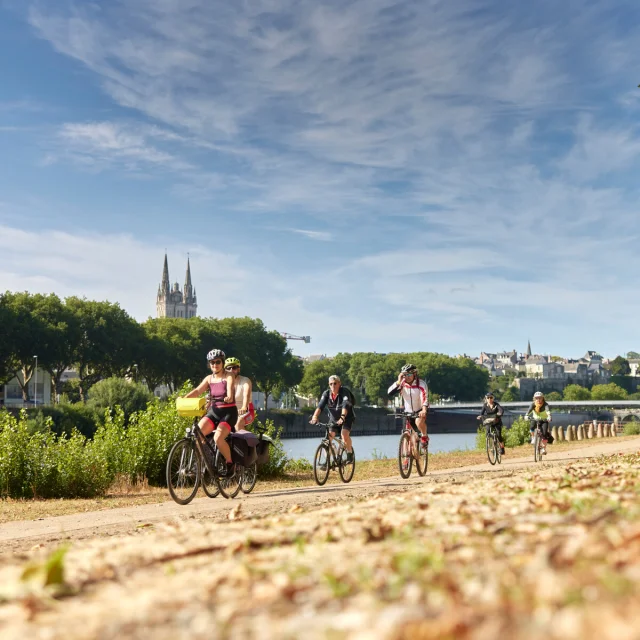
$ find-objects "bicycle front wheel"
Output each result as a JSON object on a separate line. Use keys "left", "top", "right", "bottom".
{"left": 313, "top": 443, "right": 331, "bottom": 486}
{"left": 495, "top": 433, "right": 502, "bottom": 465}
{"left": 167, "top": 439, "right": 201, "bottom": 505}
{"left": 415, "top": 438, "right": 428, "bottom": 477}
{"left": 201, "top": 464, "right": 220, "bottom": 498}
{"left": 398, "top": 432, "right": 412, "bottom": 479}
{"left": 534, "top": 432, "right": 541, "bottom": 462}
{"left": 241, "top": 462, "right": 258, "bottom": 494}
{"left": 214, "top": 452, "right": 242, "bottom": 499}
{"left": 486, "top": 431, "right": 497, "bottom": 465}
{"left": 338, "top": 448, "right": 355, "bottom": 483}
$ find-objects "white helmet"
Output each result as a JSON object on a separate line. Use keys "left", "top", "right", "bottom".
{"left": 533, "top": 391, "right": 544, "bottom": 399}
{"left": 206, "top": 349, "right": 226, "bottom": 362}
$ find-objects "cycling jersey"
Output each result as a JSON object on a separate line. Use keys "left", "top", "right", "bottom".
{"left": 209, "top": 377, "right": 235, "bottom": 408}
{"left": 317, "top": 386, "right": 355, "bottom": 425}
{"left": 525, "top": 402, "right": 551, "bottom": 422}
{"left": 388, "top": 378, "right": 429, "bottom": 413}
{"left": 480, "top": 401, "right": 504, "bottom": 423}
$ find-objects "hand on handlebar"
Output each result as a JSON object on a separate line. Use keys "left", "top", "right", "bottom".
{"left": 309, "top": 416, "right": 318, "bottom": 425}
{"left": 223, "top": 396, "right": 233, "bottom": 404}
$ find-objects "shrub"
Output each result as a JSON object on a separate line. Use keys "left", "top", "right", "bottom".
{"left": 623, "top": 421, "right": 640, "bottom": 436}
{"left": 546, "top": 391, "right": 563, "bottom": 401}
{"left": 26, "top": 404, "right": 101, "bottom": 438}
{"left": 475, "top": 426, "right": 486, "bottom": 450}
{"left": 500, "top": 387, "right": 519, "bottom": 402}
{"left": 563, "top": 384, "right": 591, "bottom": 401}
{"left": 254, "top": 418, "right": 289, "bottom": 478}
{"left": 505, "top": 418, "right": 531, "bottom": 448}
{"left": 590, "top": 383, "right": 628, "bottom": 401}
{"left": 87, "top": 377, "right": 154, "bottom": 422}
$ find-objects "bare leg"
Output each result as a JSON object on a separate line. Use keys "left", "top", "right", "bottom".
{"left": 341, "top": 429, "right": 353, "bottom": 453}
{"left": 235, "top": 415, "right": 246, "bottom": 431}
{"left": 416, "top": 415, "right": 427, "bottom": 438}
{"left": 199, "top": 416, "right": 214, "bottom": 436}
{"left": 214, "top": 426, "right": 232, "bottom": 463}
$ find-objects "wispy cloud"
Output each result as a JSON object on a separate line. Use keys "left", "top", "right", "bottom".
{"left": 288, "top": 229, "right": 332, "bottom": 241}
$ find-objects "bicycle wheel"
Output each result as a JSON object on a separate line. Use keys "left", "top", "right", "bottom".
{"left": 201, "top": 464, "right": 220, "bottom": 498}
{"left": 495, "top": 432, "right": 502, "bottom": 465}
{"left": 214, "top": 452, "right": 242, "bottom": 499}
{"left": 486, "top": 430, "right": 497, "bottom": 465}
{"left": 398, "top": 432, "right": 412, "bottom": 479}
{"left": 534, "top": 431, "right": 541, "bottom": 463}
{"left": 167, "top": 439, "right": 201, "bottom": 505}
{"left": 338, "top": 448, "right": 355, "bottom": 483}
{"left": 313, "top": 443, "right": 331, "bottom": 486}
{"left": 415, "top": 438, "right": 429, "bottom": 476}
{"left": 241, "top": 462, "right": 258, "bottom": 494}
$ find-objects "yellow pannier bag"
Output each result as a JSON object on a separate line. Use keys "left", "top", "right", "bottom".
{"left": 176, "top": 397, "right": 207, "bottom": 418}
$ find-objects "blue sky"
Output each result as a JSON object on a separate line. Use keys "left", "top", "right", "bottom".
{"left": 1, "top": 0, "right": 640, "bottom": 359}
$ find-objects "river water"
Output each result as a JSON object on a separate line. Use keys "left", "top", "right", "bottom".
{"left": 282, "top": 432, "right": 478, "bottom": 462}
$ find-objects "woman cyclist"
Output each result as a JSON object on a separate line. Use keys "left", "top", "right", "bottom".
{"left": 183, "top": 349, "right": 237, "bottom": 475}
{"left": 525, "top": 391, "right": 553, "bottom": 454}
{"left": 224, "top": 357, "right": 255, "bottom": 431}
{"left": 388, "top": 363, "right": 429, "bottom": 446}
{"left": 477, "top": 392, "right": 505, "bottom": 455}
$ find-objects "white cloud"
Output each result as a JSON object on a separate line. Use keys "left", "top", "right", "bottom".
{"left": 289, "top": 229, "right": 332, "bottom": 241}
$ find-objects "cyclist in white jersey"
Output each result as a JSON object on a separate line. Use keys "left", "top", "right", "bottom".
{"left": 224, "top": 357, "right": 255, "bottom": 431}
{"left": 387, "top": 363, "right": 429, "bottom": 445}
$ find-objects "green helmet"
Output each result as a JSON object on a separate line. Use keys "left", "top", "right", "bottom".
{"left": 225, "top": 357, "right": 241, "bottom": 368}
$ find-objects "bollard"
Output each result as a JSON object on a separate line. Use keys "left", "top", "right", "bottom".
{"left": 572, "top": 425, "right": 578, "bottom": 440}
{"left": 558, "top": 426, "right": 565, "bottom": 442}
{"left": 587, "top": 423, "right": 594, "bottom": 439}
{"left": 596, "top": 422, "right": 603, "bottom": 438}
{"left": 577, "top": 424, "right": 584, "bottom": 440}
{"left": 551, "top": 425, "right": 558, "bottom": 442}
{"left": 568, "top": 425, "right": 575, "bottom": 441}
{"left": 603, "top": 423, "right": 610, "bottom": 438}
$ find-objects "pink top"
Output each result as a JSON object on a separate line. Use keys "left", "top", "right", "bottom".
{"left": 209, "top": 378, "right": 235, "bottom": 408}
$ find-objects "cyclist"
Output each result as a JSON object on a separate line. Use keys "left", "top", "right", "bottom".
{"left": 183, "top": 349, "right": 237, "bottom": 475}
{"left": 477, "top": 392, "right": 505, "bottom": 455}
{"left": 310, "top": 375, "right": 355, "bottom": 462}
{"left": 388, "top": 363, "right": 429, "bottom": 446}
{"left": 224, "top": 357, "right": 255, "bottom": 431}
{"left": 525, "top": 391, "right": 553, "bottom": 454}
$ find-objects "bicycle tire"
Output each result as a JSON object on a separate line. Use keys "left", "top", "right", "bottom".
{"left": 486, "top": 430, "right": 497, "bottom": 465}
{"left": 313, "top": 443, "right": 330, "bottom": 486}
{"left": 415, "top": 438, "right": 428, "bottom": 476}
{"left": 240, "top": 462, "right": 258, "bottom": 494}
{"left": 214, "top": 452, "right": 242, "bottom": 499}
{"left": 398, "top": 432, "right": 412, "bottom": 479}
{"left": 495, "top": 433, "right": 502, "bottom": 465}
{"left": 534, "top": 431, "right": 541, "bottom": 462}
{"left": 338, "top": 448, "right": 355, "bottom": 483}
{"left": 166, "top": 439, "right": 201, "bottom": 505}
{"left": 201, "top": 464, "right": 220, "bottom": 498}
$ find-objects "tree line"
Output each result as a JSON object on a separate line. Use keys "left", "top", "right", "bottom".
{"left": 298, "top": 352, "right": 490, "bottom": 404}
{"left": 0, "top": 292, "right": 302, "bottom": 404}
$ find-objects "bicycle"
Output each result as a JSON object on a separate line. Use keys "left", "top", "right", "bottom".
{"left": 529, "top": 417, "right": 548, "bottom": 463}
{"left": 166, "top": 417, "right": 243, "bottom": 504}
{"left": 483, "top": 417, "right": 502, "bottom": 466}
{"left": 397, "top": 411, "right": 428, "bottom": 479}
{"left": 312, "top": 422, "right": 356, "bottom": 486}
{"left": 239, "top": 424, "right": 273, "bottom": 494}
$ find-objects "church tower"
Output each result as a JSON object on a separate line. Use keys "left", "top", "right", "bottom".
{"left": 156, "top": 254, "right": 198, "bottom": 319}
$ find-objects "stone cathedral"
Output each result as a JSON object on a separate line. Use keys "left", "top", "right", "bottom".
{"left": 156, "top": 254, "right": 198, "bottom": 319}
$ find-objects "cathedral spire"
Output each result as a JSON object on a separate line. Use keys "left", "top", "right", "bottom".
{"left": 526, "top": 339, "right": 532, "bottom": 357}
{"left": 184, "top": 255, "right": 193, "bottom": 301}
{"left": 161, "top": 253, "right": 170, "bottom": 296}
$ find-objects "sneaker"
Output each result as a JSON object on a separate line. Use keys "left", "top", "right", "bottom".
{"left": 420, "top": 436, "right": 429, "bottom": 446}
{"left": 530, "top": 436, "right": 535, "bottom": 445}
{"left": 346, "top": 452, "right": 354, "bottom": 463}
{"left": 220, "top": 462, "right": 234, "bottom": 477}
{"left": 541, "top": 448, "right": 547, "bottom": 455}
{"left": 500, "top": 446, "right": 505, "bottom": 455}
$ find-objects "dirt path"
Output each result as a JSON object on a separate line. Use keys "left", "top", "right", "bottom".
{"left": 1, "top": 436, "right": 638, "bottom": 556}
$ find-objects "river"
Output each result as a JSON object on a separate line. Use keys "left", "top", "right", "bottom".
{"left": 282, "top": 432, "right": 478, "bottom": 462}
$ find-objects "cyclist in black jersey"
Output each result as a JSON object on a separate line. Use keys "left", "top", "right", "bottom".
{"left": 310, "top": 375, "right": 355, "bottom": 462}
{"left": 477, "top": 392, "right": 505, "bottom": 455}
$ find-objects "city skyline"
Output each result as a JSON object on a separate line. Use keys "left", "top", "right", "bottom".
{"left": 1, "top": 1, "right": 640, "bottom": 358}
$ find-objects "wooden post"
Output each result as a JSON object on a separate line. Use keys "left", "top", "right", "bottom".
{"left": 551, "top": 425, "right": 558, "bottom": 442}
{"left": 596, "top": 422, "right": 603, "bottom": 438}
{"left": 587, "top": 423, "right": 594, "bottom": 439}
{"left": 577, "top": 425, "right": 584, "bottom": 440}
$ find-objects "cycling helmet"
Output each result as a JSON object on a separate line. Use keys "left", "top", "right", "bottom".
{"left": 485, "top": 392, "right": 495, "bottom": 399}
{"left": 401, "top": 363, "right": 417, "bottom": 374}
{"left": 533, "top": 391, "right": 544, "bottom": 399}
{"left": 225, "top": 357, "right": 241, "bottom": 367}
{"left": 206, "top": 349, "right": 226, "bottom": 362}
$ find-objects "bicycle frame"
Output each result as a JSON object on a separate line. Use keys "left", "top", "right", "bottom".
{"left": 401, "top": 411, "right": 423, "bottom": 454}
{"left": 317, "top": 422, "right": 346, "bottom": 468}
{"left": 187, "top": 418, "right": 222, "bottom": 479}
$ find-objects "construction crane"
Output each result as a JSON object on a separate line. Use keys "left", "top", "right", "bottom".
{"left": 281, "top": 332, "right": 311, "bottom": 344}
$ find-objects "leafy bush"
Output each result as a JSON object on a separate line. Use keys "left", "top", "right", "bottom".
{"left": 623, "top": 421, "right": 640, "bottom": 436}
{"left": 546, "top": 391, "right": 563, "bottom": 401}
{"left": 88, "top": 377, "right": 154, "bottom": 422}
{"left": 500, "top": 387, "right": 519, "bottom": 402}
{"left": 505, "top": 418, "right": 531, "bottom": 448}
{"left": 475, "top": 426, "right": 486, "bottom": 450}
{"left": 26, "top": 404, "right": 101, "bottom": 438}
{"left": 590, "top": 383, "right": 628, "bottom": 401}
{"left": 254, "top": 418, "right": 288, "bottom": 477}
{"left": 563, "top": 384, "right": 591, "bottom": 401}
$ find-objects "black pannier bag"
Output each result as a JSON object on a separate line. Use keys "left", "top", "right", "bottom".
{"left": 230, "top": 431, "right": 259, "bottom": 466}
{"left": 256, "top": 434, "right": 274, "bottom": 466}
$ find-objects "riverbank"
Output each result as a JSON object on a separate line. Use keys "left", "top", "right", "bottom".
{"left": 1, "top": 435, "right": 635, "bottom": 525}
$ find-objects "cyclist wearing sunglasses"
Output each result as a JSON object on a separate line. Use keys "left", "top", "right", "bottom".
{"left": 477, "top": 392, "right": 505, "bottom": 455}
{"left": 310, "top": 375, "right": 355, "bottom": 462}
{"left": 388, "top": 363, "right": 429, "bottom": 445}
{"left": 224, "top": 357, "right": 255, "bottom": 431}
{"left": 182, "top": 349, "right": 237, "bottom": 475}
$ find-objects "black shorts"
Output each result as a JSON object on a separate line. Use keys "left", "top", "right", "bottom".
{"left": 330, "top": 415, "right": 354, "bottom": 433}
{"left": 204, "top": 405, "right": 238, "bottom": 432}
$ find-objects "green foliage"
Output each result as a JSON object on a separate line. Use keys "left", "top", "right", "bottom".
{"left": 623, "top": 421, "right": 640, "bottom": 435}
{"left": 505, "top": 418, "right": 531, "bottom": 448}
{"left": 627, "top": 392, "right": 640, "bottom": 400}
{"left": 610, "top": 356, "right": 631, "bottom": 376}
{"left": 590, "top": 383, "right": 628, "bottom": 401}
{"left": 253, "top": 418, "right": 289, "bottom": 478}
{"left": 26, "top": 404, "right": 101, "bottom": 438}
{"left": 500, "top": 387, "right": 519, "bottom": 402}
{"left": 546, "top": 391, "right": 563, "bottom": 401}
{"left": 475, "top": 426, "right": 486, "bottom": 450}
{"left": 563, "top": 384, "right": 591, "bottom": 401}
{"left": 87, "top": 377, "right": 153, "bottom": 422}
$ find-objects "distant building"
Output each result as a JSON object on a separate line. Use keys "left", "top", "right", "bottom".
{"left": 156, "top": 254, "right": 198, "bottom": 319}
{"left": 1, "top": 370, "right": 52, "bottom": 407}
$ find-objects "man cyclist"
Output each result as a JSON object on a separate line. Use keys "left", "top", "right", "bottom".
{"left": 224, "top": 357, "right": 255, "bottom": 431}
{"left": 388, "top": 364, "right": 429, "bottom": 446}
{"left": 525, "top": 391, "right": 553, "bottom": 454}
{"left": 310, "top": 375, "right": 355, "bottom": 462}
{"left": 183, "top": 349, "right": 237, "bottom": 476}
{"left": 477, "top": 392, "right": 505, "bottom": 455}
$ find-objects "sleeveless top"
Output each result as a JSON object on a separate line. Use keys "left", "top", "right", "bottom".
{"left": 234, "top": 376, "right": 250, "bottom": 406}
{"left": 209, "top": 377, "right": 235, "bottom": 408}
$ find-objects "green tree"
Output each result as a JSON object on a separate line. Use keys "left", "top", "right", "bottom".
{"left": 546, "top": 391, "right": 563, "bottom": 401}
{"left": 563, "top": 384, "right": 591, "bottom": 401}
{"left": 501, "top": 386, "right": 519, "bottom": 402}
{"left": 0, "top": 298, "right": 18, "bottom": 386}
{"left": 298, "top": 358, "right": 350, "bottom": 400}
{"left": 590, "top": 383, "right": 628, "bottom": 401}
{"left": 610, "top": 356, "right": 631, "bottom": 376}
{"left": 87, "top": 377, "right": 154, "bottom": 422}
{"left": 626, "top": 351, "right": 640, "bottom": 360}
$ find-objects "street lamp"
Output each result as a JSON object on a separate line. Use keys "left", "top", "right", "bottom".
{"left": 133, "top": 364, "right": 138, "bottom": 383}
{"left": 33, "top": 355, "right": 38, "bottom": 408}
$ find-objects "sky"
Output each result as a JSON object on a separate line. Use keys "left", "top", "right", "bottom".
{"left": 1, "top": 0, "right": 640, "bottom": 360}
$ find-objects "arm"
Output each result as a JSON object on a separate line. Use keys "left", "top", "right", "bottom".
{"left": 388, "top": 373, "right": 405, "bottom": 397}
{"left": 419, "top": 380, "right": 429, "bottom": 417}
{"left": 524, "top": 402, "right": 534, "bottom": 418}
{"left": 337, "top": 390, "right": 352, "bottom": 423}
{"left": 241, "top": 379, "right": 252, "bottom": 413}
{"left": 310, "top": 390, "right": 329, "bottom": 424}
{"left": 496, "top": 403, "right": 504, "bottom": 418}
{"left": 224, "top": 373, "right": 235, "bottom": 404}
{"left": 184, "top": 376, "right": 209, "bottom": 398}
{"left": 545, "top": 403, "right": 552, "bottom": 421}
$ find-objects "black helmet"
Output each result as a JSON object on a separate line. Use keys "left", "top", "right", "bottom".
{"left": 401, "top": 363, "right": 417, "bottom": 374}
{"left": 485, "top": 392, "right": 495, "bottom": 399}
{"left": 206, "top": 349, "right": 226, "bottom": 362}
